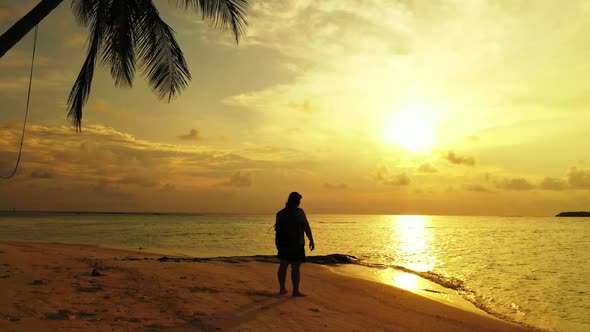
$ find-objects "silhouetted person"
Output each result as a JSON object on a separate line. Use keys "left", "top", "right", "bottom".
{"left": 275, "top": 192, "right": 315, "bottom": 297}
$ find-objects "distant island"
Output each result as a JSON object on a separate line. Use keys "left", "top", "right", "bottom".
{"left": 555, "top": 211, "right": 590, "bottom": 217}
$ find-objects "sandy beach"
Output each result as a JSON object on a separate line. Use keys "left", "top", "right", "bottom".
{"left": 0, "top": 240, "right": 538, "bottom": 332}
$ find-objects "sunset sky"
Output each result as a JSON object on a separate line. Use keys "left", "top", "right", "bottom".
{"left": 1, "top": 0, "right": 589, "bottom": 216}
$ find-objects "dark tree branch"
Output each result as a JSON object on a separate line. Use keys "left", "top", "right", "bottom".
{"left": 0, "top": 0, "right": 64, "bottom": 59}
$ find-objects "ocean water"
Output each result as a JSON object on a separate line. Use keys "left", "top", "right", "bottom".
{"left": 0, "top": 212, "right": 588, "bottom": 332}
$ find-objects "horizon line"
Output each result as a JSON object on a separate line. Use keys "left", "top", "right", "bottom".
{"left": 0, "top": 209, "right": 554, "bottom": 218}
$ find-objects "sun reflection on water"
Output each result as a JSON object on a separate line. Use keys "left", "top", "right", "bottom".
{"left": 388, "top": 215, "right": 437, "bottom": 272}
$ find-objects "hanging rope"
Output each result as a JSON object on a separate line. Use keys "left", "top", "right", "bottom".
{"left": 1, "top": 24, "right": 38, "bottom": 180}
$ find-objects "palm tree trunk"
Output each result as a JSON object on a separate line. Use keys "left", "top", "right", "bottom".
{"left": 0, "top": 0, "right": 64, "bottom": 59}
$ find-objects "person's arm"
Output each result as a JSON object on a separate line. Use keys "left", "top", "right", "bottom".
{"left": 302, "top": 211, "right": 314, "bottom": 251}
{"left": 275, "top": 213, "right": 281, "bottom": 249}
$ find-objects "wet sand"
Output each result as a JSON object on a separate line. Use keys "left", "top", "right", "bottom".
{"left": 0, "top": 240, "right": 539, "bottom": 331}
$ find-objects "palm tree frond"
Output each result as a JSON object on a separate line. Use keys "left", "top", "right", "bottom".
{"left": 67, "top": 28, "right": 100, "bottom": 131}
{"left": 170, "top": 0, "right": 248, "bottom": 44}
{"left": 71, "top": 0, "right": 99, "bottom": 26}
{"left": 67, "top": 0, "right": 108, "bottom": 131}
{"left": 136, "top": 2, "right": 191, "bottom": 102}
{"left": 101, "top": 0, "right": 137, "bottom": 87}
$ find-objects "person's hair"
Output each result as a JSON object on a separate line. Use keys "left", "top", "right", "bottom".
{"left": 285, "top": 192, "right": 302, "bottom": 209}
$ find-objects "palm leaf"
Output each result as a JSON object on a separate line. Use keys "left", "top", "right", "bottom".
{"left": 101, "top": 0, "right": 138, "bottom": 87}
{"left": 136, "top": 1, "right": 191, "bottom": 102}
{"left": 170, "top": 0, "right": 248, "bottom": 44}
{"left": 66, "top": 0, "right": 248, "bottom": 130}
{"left": 71, "top": 0, "right": 100, "bottom": 26}
{"left": 67, "top": 0, "right": 107, "bottom": 131}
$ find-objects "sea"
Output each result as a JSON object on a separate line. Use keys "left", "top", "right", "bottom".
{"left": 0, "top": 212, "right": 588, "bottom": 332}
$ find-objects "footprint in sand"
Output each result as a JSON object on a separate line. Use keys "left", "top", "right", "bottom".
{"left": 188, "top": 286, "right": 220, "bottom": 294}
{"left": 244, "top": 290, "right": 282, "bottom": 298}
{"left": 0, "top": 264, "right": 13, "bottom": 278}
{"left": 45, "top": 309, "right": 73, "bottom": 320}
{"left": 0, "top": 313, "right": 21, "bottom": 322}
{"left": 76, "top": 286, "right": 104, "bottom": 293}
{"left": 30, "top": 279, "right": 48, "bottom": 286}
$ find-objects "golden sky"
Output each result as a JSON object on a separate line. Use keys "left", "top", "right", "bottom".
{"left": 1, "top": 0, "right": 589, "bottom": 215}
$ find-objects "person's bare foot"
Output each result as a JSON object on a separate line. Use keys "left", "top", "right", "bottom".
{"left": 292, "top": 292, "right": 306, "bottom": 297}
{"left": 280, "top": 289, "right": 288, "bottom": 295}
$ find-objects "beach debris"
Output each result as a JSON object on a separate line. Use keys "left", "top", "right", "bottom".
{"left": 0, "top": 313, "right": 20, "bottom": 322}
{"left": 45, "top": 309, "right": 73, "bottom": 320}
{"left": 76, "top": 312, "right": 97, "bottom": 318}
{"left": 30, "top": 279, "right": 47, "bottom": 285}
{"left": 156, "top": 254, "right": 359, "bottom": 265}
{"left": 90, "top": 269, "right": 105, "bottom": 277}
{"left": 307, "top": 254, "right": 358, "bottom": 265}
{"left": 116, "top": 256, "right": 147, "bottom": 261}
{"left": 420, "top": 288, "right": 445, "bottom": 294}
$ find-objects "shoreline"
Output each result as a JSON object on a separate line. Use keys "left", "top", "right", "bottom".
{"left": 0, "top": 240, "right": 541, "bottom": 331}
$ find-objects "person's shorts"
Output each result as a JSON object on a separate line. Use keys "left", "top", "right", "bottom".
{"left": 277, "top": 245, "right": 306, "bottom": 263}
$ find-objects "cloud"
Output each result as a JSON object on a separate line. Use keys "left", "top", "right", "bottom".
{"left": 376, "top": 164, "right": 411, "bottom": 186}
{"left": 539, "top": 177, "right": 567, "bottom": 191}
{"left": 417, "top": 163, "right": 437, "bottom": 173}
{"left": 0, "top": 8, "right": 9, "bottom": 23}
{"left": 245, "top": 1, "right": 410, "bottom": 61}
{"left": 0, "top": 124, "right": 263, "bottom": 193}
{"left": 288, "top": 99, "right": 320, "bottom": 113}
{"left": 118, "top": 175, "right": 158, "bottom": 187}
{"left": 90, "top": 99, "right": 140, "bottom": 121}
{"left": 499, "top": 178, "right": 535, "bottom": 191}
{"left": 223, "top": 171, "right": 252, "bottom": 187}
{"left": 444, "top": 151, "right": 475, "bottom": 166}
{"left": 64, "top": 33, "right": 87, "bottom": 48}
{"left": 0, "top": 49, "right": 50, "bottom": 67}
{"left": 31, "top": 169, "right": 55, "bottom": 179}
{"left": 94, "top": 180, "right": 122, "bottom": 194}
{"left": 466, "top": 184, "right": 491, "bottom": 192}
{"left": 465, "top": 135, "right": 479, "bottom": 143}
{"left": 381, "top": 174, "right": 410, "bottom": 186}
{"left": 0, "top": 153, "right": 16, "bottom": 174}
{"left": 324, "top": 183, "right": 348, "bottom": 190}
{"left": 568, "top": 167, "right": 590, "bottom": 189}
{"left": 178, "top": 129, "right": 202, "bottom": 141}
{"left": 160, "top": 183, "right": 176, "bottom": 192}
{"left": 247, "top": 146, "right": 282, "bottom": 154}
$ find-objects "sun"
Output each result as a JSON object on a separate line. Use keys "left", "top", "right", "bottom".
{"left": 382, "top": 106, "right": 437, "bottom": 152}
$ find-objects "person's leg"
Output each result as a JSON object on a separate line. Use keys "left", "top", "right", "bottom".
{"left": 291, "top": 263, "right": 304, "bottom": 297}
{"left": 278, "top": 260, "right": 289, "bottom": 294}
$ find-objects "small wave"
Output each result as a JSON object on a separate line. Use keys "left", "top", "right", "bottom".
{"left": 352, "top": 258, "right": 542, "bottom": 331}
{"left": 354, "top": 260, "right": 465, "bottom": 290}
